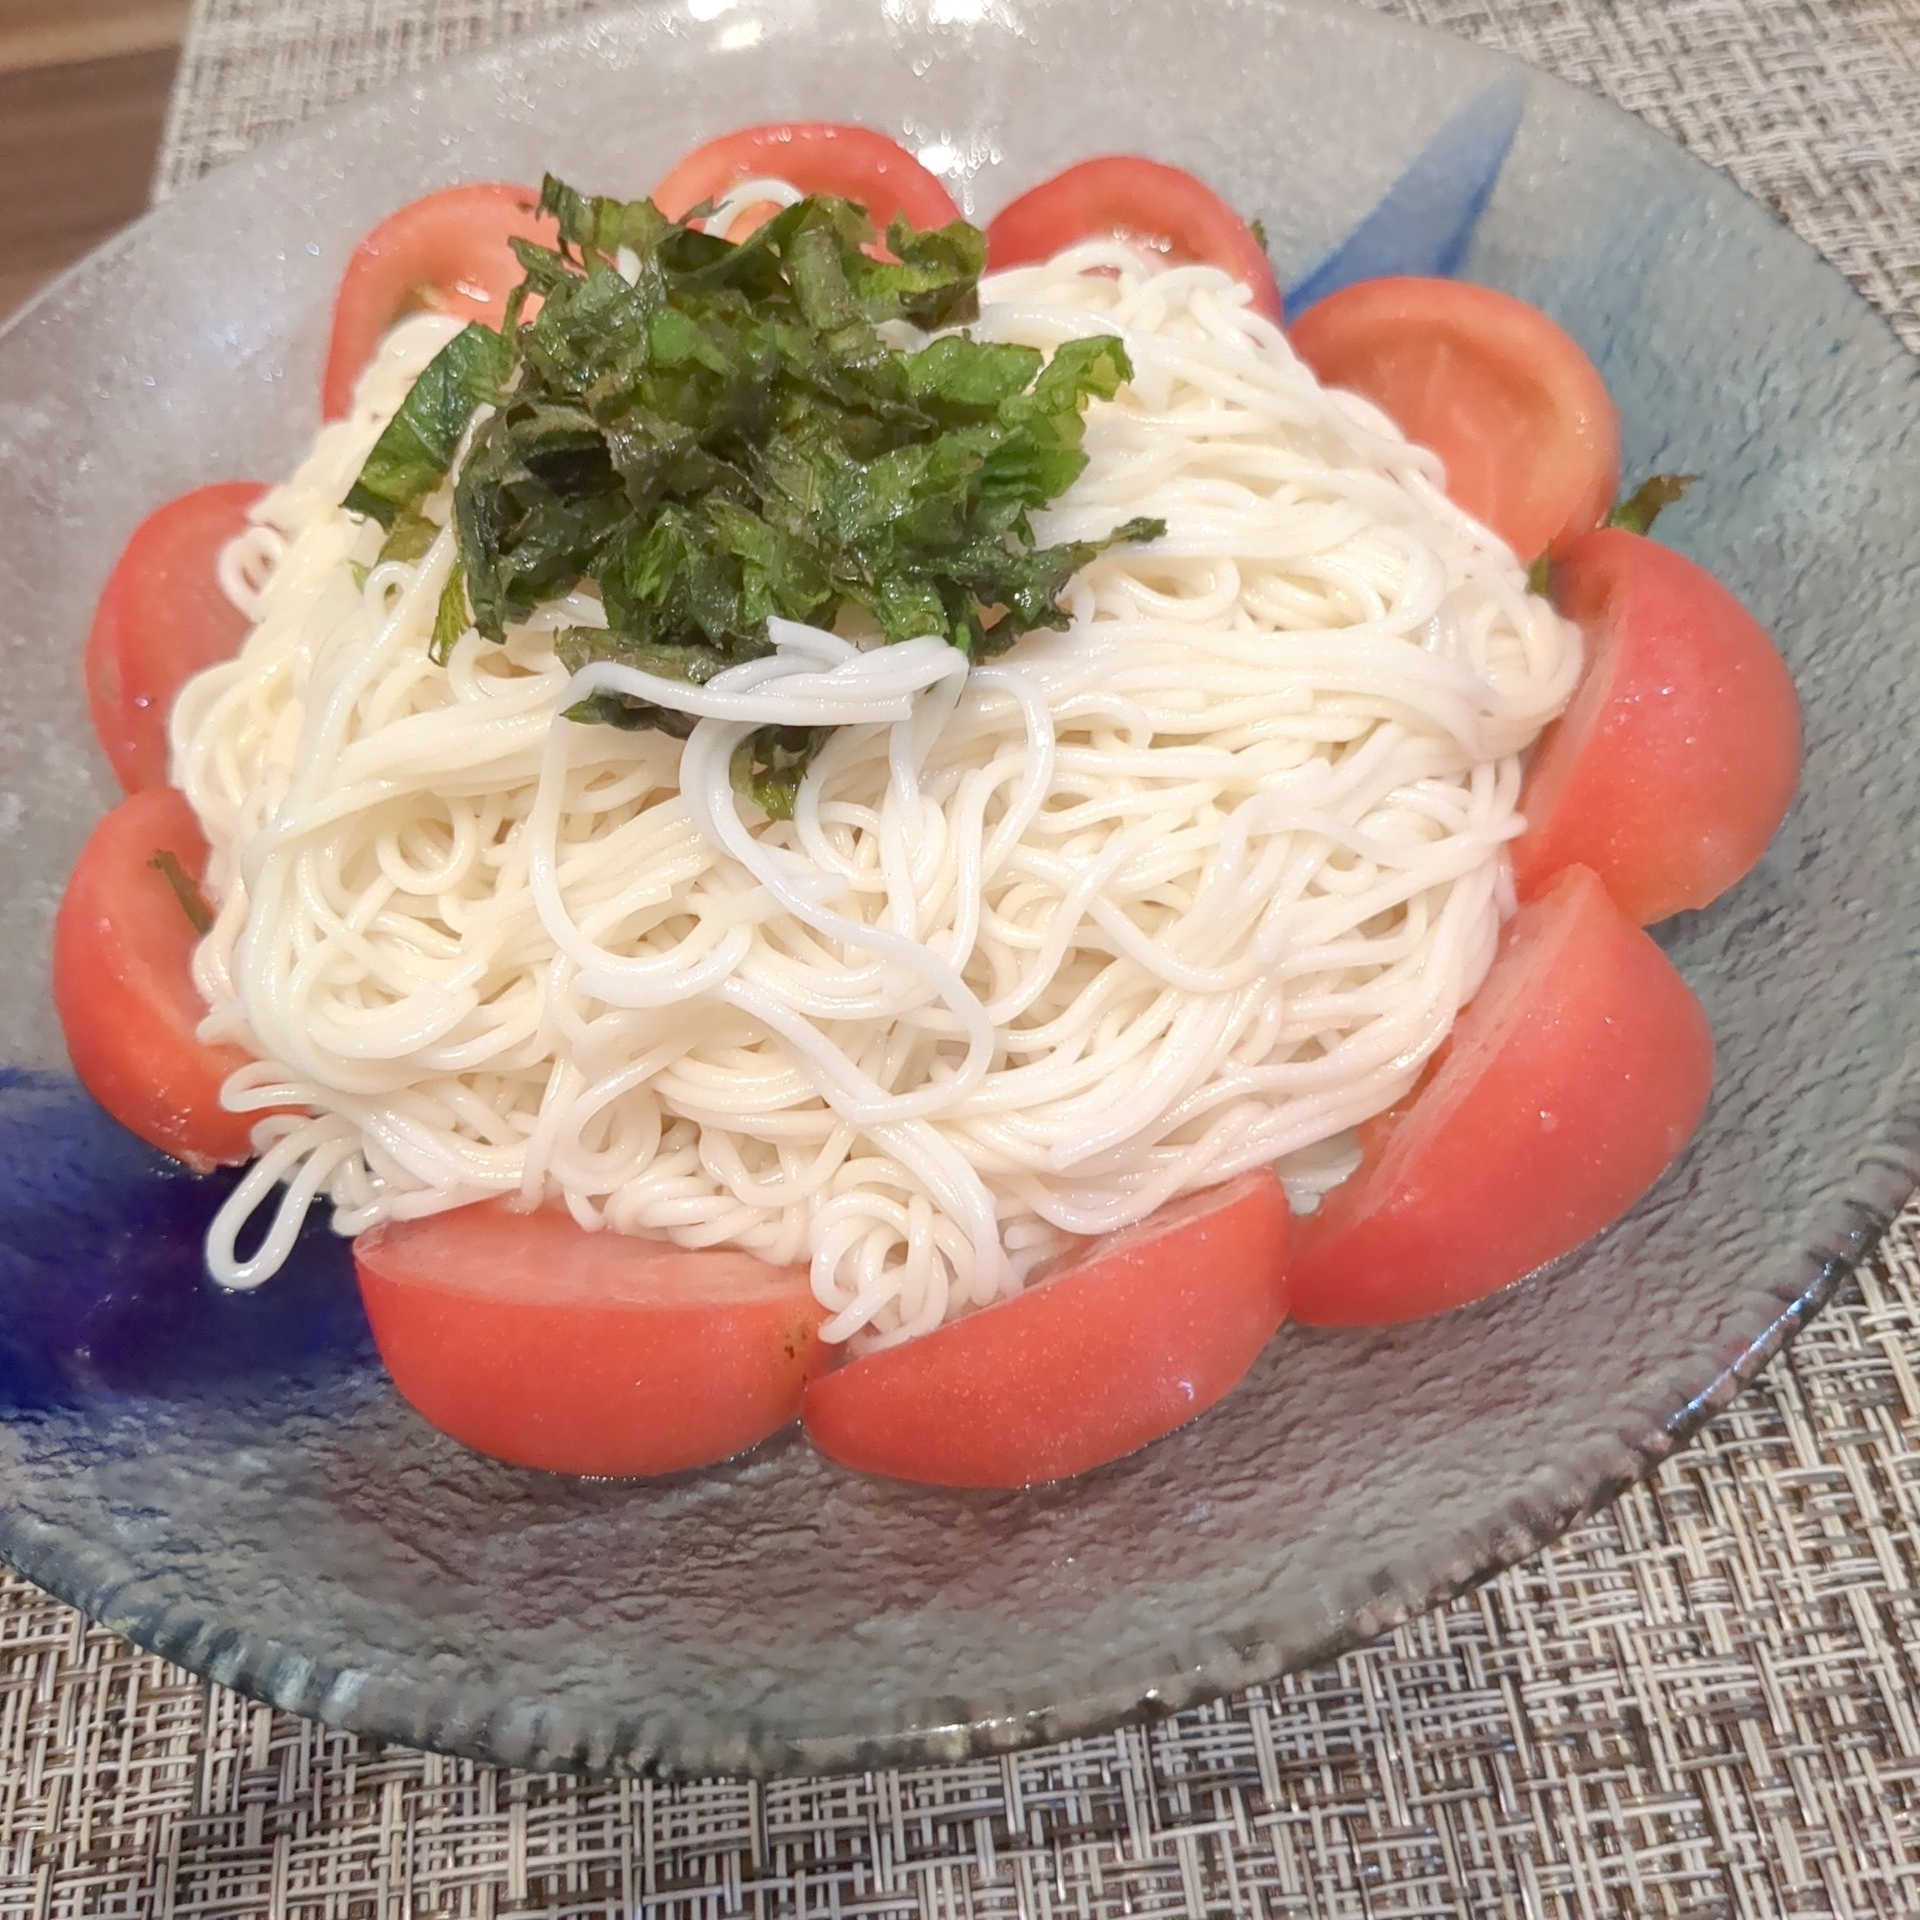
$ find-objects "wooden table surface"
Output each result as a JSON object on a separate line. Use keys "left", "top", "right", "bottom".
{"left": 0, "top": 0, "right": 186, "bottom": 320}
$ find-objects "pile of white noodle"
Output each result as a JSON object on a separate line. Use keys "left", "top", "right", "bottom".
{"left": 172, "top": 241, "right": 1580, "bottom": 1345}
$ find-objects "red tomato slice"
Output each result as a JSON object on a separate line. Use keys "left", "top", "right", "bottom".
{"left": 53, "top": 786, "right": 258, "bottom": 1173}
{"left": 354, "top": 1202, "right": 828, "bottom": 1476}
{"left": 84, "top": 483, "right": 266, "bottom": 795}
{"left": 651, "top": 123, "right": 962, "bottom": 238}
{"left": 322, "top": 182, "right": 553, "bottom": 419}
{"left": 1513, "top": 528, "right": 1802, "bottom": 925}
{"left": 984, "top": 156, "right": 1282, "bottom": 322}
{"left": 1288, "top": 865, "right": 1713, "bottom": 1325}
{"left": 802, "top": 1169, "right": 1291, "bottom": 1488}
{"left": 1287, "top": 277, "right": 1620, "bottom": 561}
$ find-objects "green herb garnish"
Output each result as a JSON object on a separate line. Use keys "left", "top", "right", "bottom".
{"left": 731, "top": 727, "right": 829, "bottom": 823}
{"left": 344, "top": 175, "right": 1162, "bottom": 801}
{"left": 431, "top": 559, "right": 471, "bottom": 666}
{"left": 1524, "top": 472, "right": 1701, "bottom": 597}
{"left": 1608, "top": 472, "right": 1697, "bottom": 536}
{"left": 148, "top": 850, "right": 213, "bottom": 936}
{"left": 345, "top": 322, "right": 514, "bottom": 529}
{"left": 377, "top": 506, "right": 442, "bottom": 565}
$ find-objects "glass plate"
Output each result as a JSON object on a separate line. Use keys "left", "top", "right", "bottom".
{"left": 0, "top": 0, "right": 1914, "bottom": 1778}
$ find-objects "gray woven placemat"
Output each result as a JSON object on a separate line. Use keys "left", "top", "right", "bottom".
{"left": 1, "top": 1, "right": 1914, "bottom": 1913}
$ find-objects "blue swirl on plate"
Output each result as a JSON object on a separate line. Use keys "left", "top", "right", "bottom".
{"left": 0, "top": 1071, "right": 369, "bottom": 1411}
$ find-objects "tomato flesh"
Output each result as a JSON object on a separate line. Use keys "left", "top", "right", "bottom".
{"left": 1514, "top": 527, "right": 1802, "bottom": 925}
{"left": 322, "top": 182, "right": 552, "bottom": 419}
{"left": 354, "top": 1203, "right": 828, "bottom": 1476}
{"left": 53, "top": 786, "right": 257, "bottom": 1172}
{"left": 84, "top": 483, "right": 266, "bottom": 795}
{"left": 651, "top": 123, "right": 962, "bottom": 238}
{"left": 1288, "top": 276, "right": 1620, "bottom": 561}
{"left": 802, "top": 1169, "right": 1291, "bottom": 1487}
{"left": 1288, "top": 865, "right": 1713, "bottom": 1324}
{"left": 985, "top": 155, "right": 1282, "bottom": 322}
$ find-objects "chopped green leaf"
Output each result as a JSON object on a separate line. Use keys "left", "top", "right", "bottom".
{"left": 431, "top": 560, "right": 471, "bottom": 665}
{"left": 1025, "top": 333, "right": 1135, "bottom": 416}
{"left": 1608, "top": 472, "right": 1698, "bottom": 536}
{"left": 848, "top": 218, "right": 986, "bottom": 329}
{"left": 344, "top": 323, "right": 513, "bottom": 527}
{"left": 555, "top": 625, "right": 735, "bottom": 685}
{"left": 378, "top": 507, "right": 442, "bottom": 565}
{"left": 1526, "top": 551, "right": 1551, "bottom": 597}
{"left": 904, "top": 337, "right": 1045, "bottom": 415}
{"left": 375, "top": 178, "right": 1158, "bottom": 789}
{"left": 563, "top": 688, "right": 678, "bottom": 733}
{"left": 538, "top": 173, "right": 675, "bottom": 262}
{"left": 555, "top": 625, "right": 739, "bottom": 736}
{"left": 732, "top": 726, "right": 827, "bottom": 821}
{"left": 147, "top": 850, "right": 213, "bottom": 936}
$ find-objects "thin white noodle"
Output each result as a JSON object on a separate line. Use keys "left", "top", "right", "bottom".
{"left": 173, "top": 258, "right": 1579, "bottom": 1345}
{"left": 704, "top": 176, "right": 805, "bottom": 239}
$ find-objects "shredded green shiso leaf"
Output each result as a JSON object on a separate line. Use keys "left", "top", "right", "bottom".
{"left": 1607, "top": 471, "right": 1696, "bottom": 537}
{"left": 147, "top": 850, "right": 213, "bottom": 936}
{"left": 343, "top": 175, "right": 1163, "bottom": 814}
{"left": 1525, "top": 472, "right": 1699, "bottom": 597}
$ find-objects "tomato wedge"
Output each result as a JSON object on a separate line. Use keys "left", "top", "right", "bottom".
{"left": 53, "top": 786, "right": 258, "bottom": 1173}
{"left": 84, "top": 483, "right": 266, "bottom": 795}
{"left": 1288, "top": 865, "right": 1713, "bottom": 1325}
{"left": 1513, "top": 528, "right": 1802, "bottom": 925}
{"left": 322, "top": 182, "right": 553, "bottom": 419}
{"left": 1287, "top": 276, "right": 1620, "bottom": 561}
{"left": 651, "top": 123, "right": 961, "bottom": 238}
{"left": 985, "top": 155, "right": 1282, "bottom": 322}
{"left": 354, "top": 1203, "right": 827, "bottom": 1476}
{"left": 802, "top": 1169, "right": 1291, "bottom": 1488}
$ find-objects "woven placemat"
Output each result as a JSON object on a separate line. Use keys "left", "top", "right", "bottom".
{"left": 1, "top": 1, "right": 1914, "bottom": 1913}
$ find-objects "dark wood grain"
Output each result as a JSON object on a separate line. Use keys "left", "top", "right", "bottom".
{"left": 0, "top": 5, "right": 183, "bottom": 322}
{"left": 1, "top": 0, "right": 187, "bottom": 68}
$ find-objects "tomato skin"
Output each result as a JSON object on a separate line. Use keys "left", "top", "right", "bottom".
{"left": 985, "top": 156, "right": 1282, "bottom": 322}
{"left": 802, "top": 1170, "right": 1291, "bottom": 1488}
{"left": 1514, "top": 528, "right": 1802, "bottom": 925}
{"left": 1287, "top": 276, "right": 1620, "bottom": 561}
{"left": 53, "top": 786, "right": 257, "bottom": 1172}
{"left": 84, "top": 483, "right": 266, "bottom": 794}
{"left": 322, "top": 182, "right": 552, "bottom": 419}
{"left": 651, "top": 123, "right": 962, "bottom": 236}
{"left": 1288, "top": 865, "right": 1713, "bottom": 1325}
{"left": 354, "top": 1203, "right": 828, "bottom": 1476}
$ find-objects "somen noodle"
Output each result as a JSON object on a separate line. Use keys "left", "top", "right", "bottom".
{"left": 172, "top": 240, "right": 1580, "bottom": 1346}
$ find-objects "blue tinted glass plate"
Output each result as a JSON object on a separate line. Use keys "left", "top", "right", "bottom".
{"left": 0, "top": 0, "right": 1914, "bottom": 1777}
